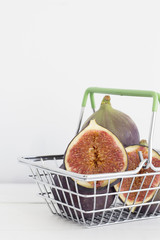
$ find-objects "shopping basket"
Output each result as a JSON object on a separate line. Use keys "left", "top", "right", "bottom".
{"left": 19, "top": 87, "right": 160, "bottom": 228}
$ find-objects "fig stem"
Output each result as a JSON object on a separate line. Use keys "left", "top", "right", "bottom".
{"left": 101, "top": 95, "right": 111, "bottom": 105}
{"left": 140, "top": 139, "right": 148, "bottom": 146}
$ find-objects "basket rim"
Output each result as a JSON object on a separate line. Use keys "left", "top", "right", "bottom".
{"left": 18, "top": 154, "right": 160, "bottom": 182}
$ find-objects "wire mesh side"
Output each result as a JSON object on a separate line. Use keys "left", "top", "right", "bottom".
{"left": 27, "top": 157, "right": 160, "bottom": 227}
{"left": 111, "top": 172, "right": 160, "bottom": 224}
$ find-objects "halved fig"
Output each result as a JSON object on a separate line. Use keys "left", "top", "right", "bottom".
{"left": 64, "top": 119, "right": 128, "bottom": 188}
{"left": 114, "top": 140, "right": 160, "bottom": 212}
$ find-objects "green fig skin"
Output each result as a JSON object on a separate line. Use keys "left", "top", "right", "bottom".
{"left": 82, "top": 96, "right": 140, "bottom": 148}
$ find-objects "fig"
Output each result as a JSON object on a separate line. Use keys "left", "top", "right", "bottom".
{"left": 64, "top": 119, "right": 128, "bottom": 188}
{"left": 114, "top": 140, "right": 160, "bottom": 213}
{"left": 82, "top": 95, "right": 140, "bottom": 147}
{"left": 52, "top": 168, "right": 115, "bottom": 220}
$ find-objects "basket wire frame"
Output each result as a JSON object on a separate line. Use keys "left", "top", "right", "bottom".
{"left": 22, "top": 155, "right": 160, "bottom": 228}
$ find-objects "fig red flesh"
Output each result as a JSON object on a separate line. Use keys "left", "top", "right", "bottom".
{"left": 68, "top": 130, "right": 126, "bottom": 174}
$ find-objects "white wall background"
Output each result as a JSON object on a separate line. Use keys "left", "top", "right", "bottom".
{"left": 0, "top": 0, "right": 160, "bottom": 182}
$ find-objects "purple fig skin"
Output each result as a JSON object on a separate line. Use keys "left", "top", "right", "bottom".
{"left": 52, "top": 165, "right": 115, "bottom": 220}
{"left": 81, "top": 96, "right": 140, "bottom": 148}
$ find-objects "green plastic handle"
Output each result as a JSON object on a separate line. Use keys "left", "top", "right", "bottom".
{"left": 82, "top": 87, "right": 159, "bottom": 112}
{"left": 158, "top": 93, "right": 160, "bottom": 103}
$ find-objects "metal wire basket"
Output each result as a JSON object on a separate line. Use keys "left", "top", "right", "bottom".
{"left": 19, "top": 87, "right": 160, "bottom": 228}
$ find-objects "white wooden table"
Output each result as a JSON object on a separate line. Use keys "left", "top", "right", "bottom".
{"left": 0, "top": 184, "right": 160, "bottom": 240}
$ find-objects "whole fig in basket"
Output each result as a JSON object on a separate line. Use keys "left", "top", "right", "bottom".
{"left": 82, "top": 95, "right": 140, "bottom": 148}
{"left": 52, "top": 167, "right": 115, "bottom": 220}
